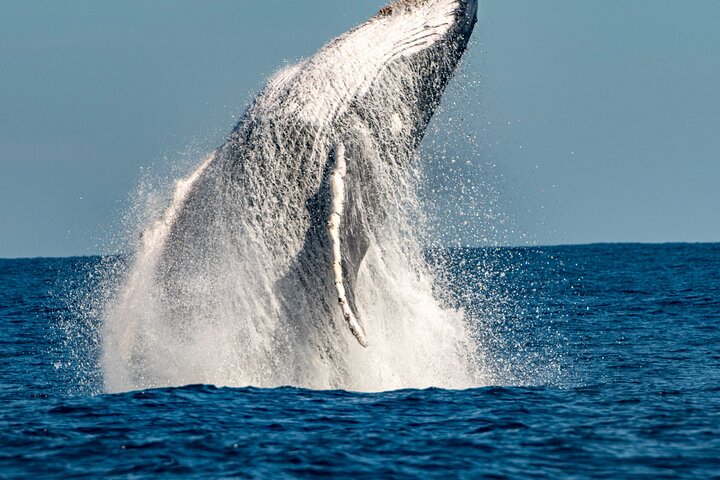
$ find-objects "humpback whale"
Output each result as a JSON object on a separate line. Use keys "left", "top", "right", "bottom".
{"left": 103, "top": 0, "right": 479, "bottom": 391}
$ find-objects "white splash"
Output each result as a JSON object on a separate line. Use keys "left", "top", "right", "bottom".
{"left": 100, "top": 153, "right": 215, "bottom": 391}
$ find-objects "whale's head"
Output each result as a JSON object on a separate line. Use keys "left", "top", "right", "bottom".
{"left": 253, "top": 0, "right": 478, "bottom": 141}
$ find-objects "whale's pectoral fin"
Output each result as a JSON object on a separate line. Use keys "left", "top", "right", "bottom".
{"left": 327, "top": 143, "right": 368, "bottom": 347}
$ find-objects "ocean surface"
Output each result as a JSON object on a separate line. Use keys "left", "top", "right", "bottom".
{"left": 1, "top": 243, "right": 719, "bottom": 478}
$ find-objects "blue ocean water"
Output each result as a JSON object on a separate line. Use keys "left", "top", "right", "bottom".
{"left": 1, "top": 244, "right": 719, "bottom": 478}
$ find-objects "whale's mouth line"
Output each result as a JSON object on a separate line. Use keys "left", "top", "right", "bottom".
{"left": 394, "top": 28, "right": 451, "bottom": 54}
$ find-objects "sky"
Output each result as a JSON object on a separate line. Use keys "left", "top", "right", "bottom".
{"left": 1, "top": 0, "right": 718, "bottom": 258}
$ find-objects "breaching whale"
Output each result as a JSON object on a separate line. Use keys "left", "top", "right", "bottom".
{"left": 103, "top": 0, "right": 479, "bottom": 391}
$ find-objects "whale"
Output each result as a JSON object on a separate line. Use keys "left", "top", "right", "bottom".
{"left": 103, "top": 0, "right": 479, "bottom": 391}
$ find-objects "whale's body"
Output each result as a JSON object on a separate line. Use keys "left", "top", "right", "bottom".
{"left": 102, "top": 0, "right": 480, "bottom": 392}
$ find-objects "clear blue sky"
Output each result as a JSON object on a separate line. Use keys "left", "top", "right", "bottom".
{"left": 1, "top": 1, "right": 718, "bottom": 258}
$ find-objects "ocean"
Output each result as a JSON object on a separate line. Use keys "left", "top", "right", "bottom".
{"left": 1, "top": 243, "right": 719, "bottom": 478}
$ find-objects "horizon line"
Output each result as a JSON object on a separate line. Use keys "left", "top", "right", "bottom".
{"left": 2, "top": 241, "right": 719, "bottom": 261}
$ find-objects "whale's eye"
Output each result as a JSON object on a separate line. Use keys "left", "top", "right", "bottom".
{"left": 378, "top": 6, "right": 393, "bottom": 16}
{"left": 379, "top": 0, "right": 426, "bottom": 16}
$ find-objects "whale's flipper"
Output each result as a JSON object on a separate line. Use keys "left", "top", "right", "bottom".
{"left": 327, "top": 143, "right": 368, "bottom": 347}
